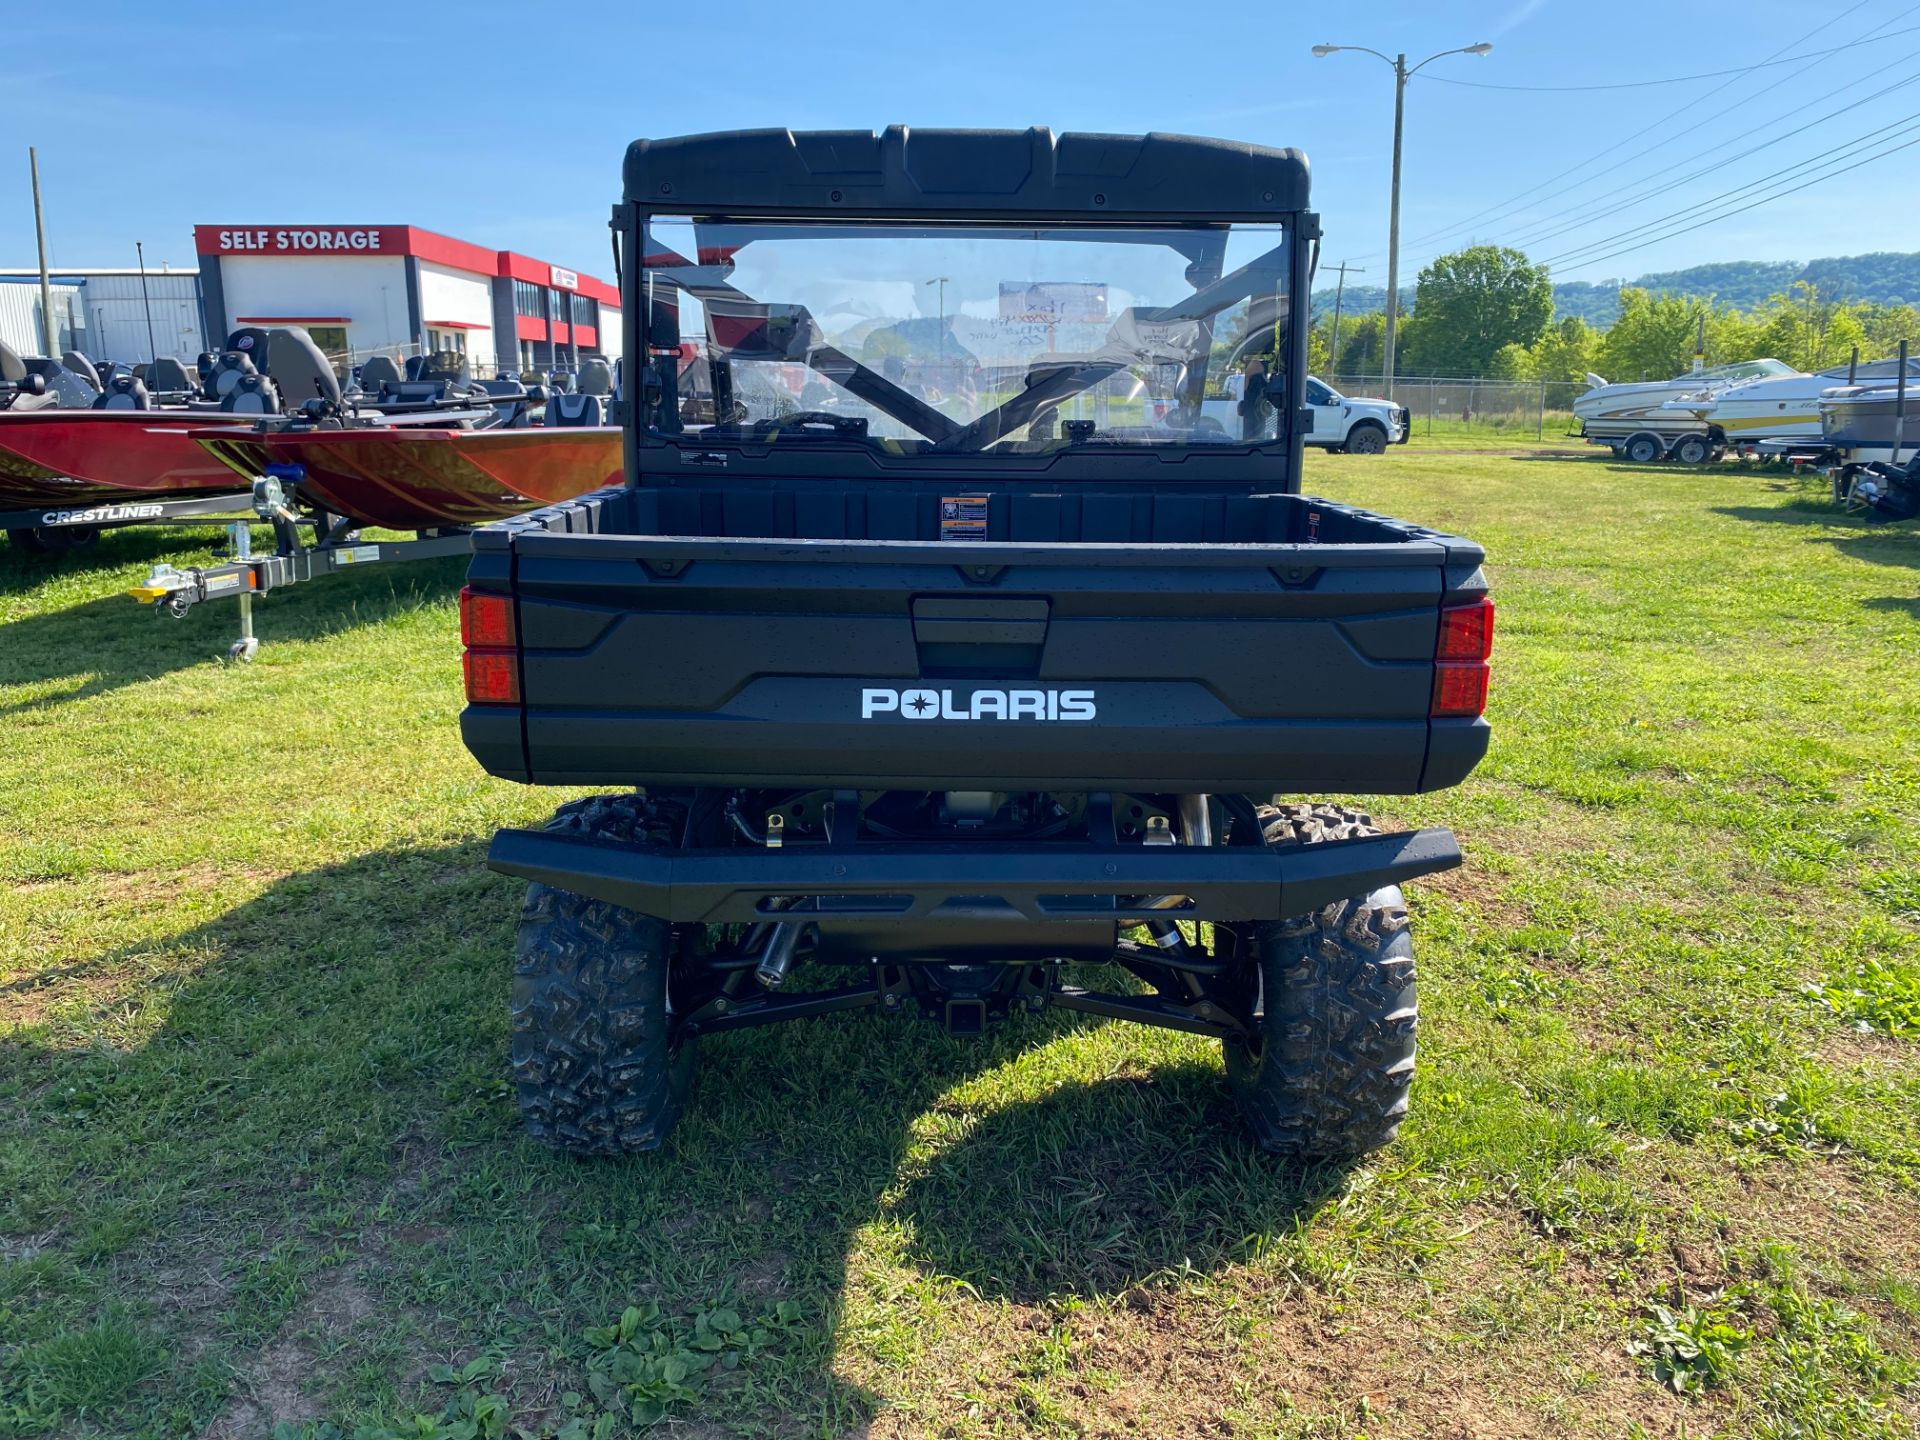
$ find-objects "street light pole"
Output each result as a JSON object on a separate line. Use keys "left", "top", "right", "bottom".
{"left": 1313, "top": 40, "right": 1493, "bottom": 400}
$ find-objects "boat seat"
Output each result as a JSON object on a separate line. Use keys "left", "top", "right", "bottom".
{"left": 220, "top": 373, "right": 281, "bottom": 414}
{"left": 208, "top": 352, "right": 259, "bottom": 398}
{"left": 419, "top": 351, "right": 471, "bottom": 388}
{"left": 0, "top": 339, "right": 25, "bottom": 385}
{"left": 62, "top": 351, "right": 102, "bottom": 389}
{"left": 476, "top": 377, "right": 527, "bottom": 398}
{"left": 577, "top": 358, "right": 613, "bottom": 396}
{"left": 224, "top": 328, "right": 272, "bottom": 367}
{"left": 195, "top": 352, "right": 219, "bottom": 391}
{"left": 267, "top": 327, "right": 343, "bottom": 408}
{"left": 147, "top": 356, "right": 195, "bottom": 394}
{"left": 358, "top": 355, "right": 404, "bottom": 390}
{"left": 93, "top": 376, "right": 152, "bottom": 410}
{"left": 549, "top": 371, "right": 578, "bottom": 394}
{"left": 378, "top": 379, "right": 453, "bottom": 404}
{"left": 547, "top": 392, "right": 604, "bottom": 426}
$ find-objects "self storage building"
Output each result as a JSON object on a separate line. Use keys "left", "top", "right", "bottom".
{"left": 192, "top": 224, "right": 620, "bottom": 374}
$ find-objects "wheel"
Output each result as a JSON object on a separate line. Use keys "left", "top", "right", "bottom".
{"left": 1342, "top": 422, "right": 1389, "bottom": 455}
{"left": 1671, "top": 433, "right": 1711, "bottom": 465}
{"left": 227, "top": 637, "right": 259, "bottom": 664}
{"left": 511, "top": 795, "right": 698, "bottom": 1156}
{"left": 1223, "top": 802, "right": 1417, "bottom": 1159}
{"left": 6, "top": 525, "right": 99, "bottom": 555}
{"left": 1624, "top": 433, "right": 1663, "bottom": 464}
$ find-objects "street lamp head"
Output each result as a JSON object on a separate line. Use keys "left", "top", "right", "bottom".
{"left": 1311, "top": 44, "right": 1339, "bottom": 56}
{"left": 1464, "top": 42, "right": 1493, "bottom": 55}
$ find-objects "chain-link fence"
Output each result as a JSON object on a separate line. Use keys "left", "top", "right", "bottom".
{"left": 1327, "top": 374, "right": 1587, "bottom": 443}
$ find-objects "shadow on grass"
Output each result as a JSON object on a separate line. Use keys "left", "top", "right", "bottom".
{"left": 0, "top": 518, "right": 241, "bottom": 581}
{"left": 0, "top": 840, "right": 1340, "bottom": 1435}
{"left": 0, "top": 553, "right": 467, "bottom": 714}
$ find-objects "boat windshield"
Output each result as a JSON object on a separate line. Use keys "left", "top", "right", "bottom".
{"left": 1692, "top": 359, "right": 1797, "bottom": 383}
{"left": 637, "top": 217, "right": 1294, "bottom": 454}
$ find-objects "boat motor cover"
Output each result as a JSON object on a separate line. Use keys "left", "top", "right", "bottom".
{"left": 578, "top": 359, "right": 613, "bottom": 396}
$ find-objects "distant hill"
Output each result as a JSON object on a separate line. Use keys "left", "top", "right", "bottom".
{"left": 1311, "top": 252, "right": 1920, "bottom": 329}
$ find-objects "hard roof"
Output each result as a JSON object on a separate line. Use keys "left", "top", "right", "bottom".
{"left": 623, "top": 127, "right": 1309, "bottom": 220}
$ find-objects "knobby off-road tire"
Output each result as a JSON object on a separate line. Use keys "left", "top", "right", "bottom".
{"left": 511, "top": 795, "right": 696, "bottom": 1156}
{"left": 1343, "top": 421, "right": 1389, "bottom": 455}
{"left": 1224, "top": 802, "right": 1418, "bottom": 1158}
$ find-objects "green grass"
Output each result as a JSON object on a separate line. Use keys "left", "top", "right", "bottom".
{"left": 2, "top": 450, "right": 1917, "bottom": 1438}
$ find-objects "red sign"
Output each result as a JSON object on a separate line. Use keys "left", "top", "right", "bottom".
{"left": 196, "top": 226, "right": 399, "bottom": 255}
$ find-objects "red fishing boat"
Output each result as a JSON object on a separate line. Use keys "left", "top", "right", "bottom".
{"left": 0, "top": 410, "right": 247, "bottom": 509}
{"left": 193, "top": 424, "right": 622, "bottom": 529}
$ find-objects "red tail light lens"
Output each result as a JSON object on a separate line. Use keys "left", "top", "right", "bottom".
{"left": 1432, "top": 596, "right": 1493, "bottom": 717}
{"left": 1431, "top": 662, "right": 1490, "bottom": 717}
{"left": 1436, "top": 595, "right": 1494, "bottom": 661}
{"left": 459, "top": 586, "right": 515, "bottom": 648}
{"left": 463, "top": 649, "right": 520, "bottom": 704}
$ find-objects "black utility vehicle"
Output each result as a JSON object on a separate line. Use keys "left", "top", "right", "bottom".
{"left": 460, "top": 128, "right": 1493, "bottom": 1159}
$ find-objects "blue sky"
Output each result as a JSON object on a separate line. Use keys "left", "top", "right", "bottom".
{"left": 7, "top": 0, "right": 1918, "bottom": 288}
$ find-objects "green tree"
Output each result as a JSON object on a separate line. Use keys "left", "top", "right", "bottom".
{"left": 1594, "top": 289, "right": 1747, "bottom": 382}
{"left": 1860, "top": 302, "right": 1920, "bottom": 358}
{"left": 1527, "top": 316, "right": 1602, "bottom": 386}
{"left": 1400, "top": 245, "right": 1553, "bottom": 376}
{"left": 1334, "top": 312, "right": 1386, "bottom": 380}
{"left": 1746, "top": 283, "right": 1867, "bottom": 371}
{"left": 1488, "top": 342, "right": 1532, "bottom": 381}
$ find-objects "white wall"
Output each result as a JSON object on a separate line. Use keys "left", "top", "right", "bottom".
{"left": 0, "top": 280, "right": 86, "bottom": 356}
{"left": 82, "top": 275, "right": 205, "bottom": 363}
{"left": 416, "top": 260, "right": 497, "bottom": 371}
{"left": 217, "top": 254, "right": 412, "bottom": 356}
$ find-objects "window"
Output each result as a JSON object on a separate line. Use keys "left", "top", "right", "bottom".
{"left": 308, "top": 326, "right": 349, "bottom": 358}
{"left": 427, "top": 327, "right": 468, "bottom": 356}
{"left": 571, "top": 294, "right": 593, "bottom": 327}
{"left": 514, "top": 280, "right": 546, "bottom": 320}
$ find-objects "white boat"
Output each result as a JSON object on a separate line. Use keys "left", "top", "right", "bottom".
{"left": 1574, "top": 358, "right": 1797, "bottom": 456}
{"left": 1662, "top": 355, "right": 1920, "bottom": 446}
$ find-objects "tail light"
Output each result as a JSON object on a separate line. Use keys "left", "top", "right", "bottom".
{"left": 1431, "top": 595, "right": 1493, "bottom": 717}
{"left": 459, "top": 586, "right": 520, "bottom": 705}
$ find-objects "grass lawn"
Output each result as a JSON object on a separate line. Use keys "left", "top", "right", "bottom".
{"left": 2, "top": 444, "right": 1917, "bottom": 1439}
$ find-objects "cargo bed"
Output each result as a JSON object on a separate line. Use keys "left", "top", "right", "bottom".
{"left": 460, "top": 482, "right": 1490, "bottom": 795}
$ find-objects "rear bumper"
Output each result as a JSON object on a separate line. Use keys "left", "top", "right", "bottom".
{"left": 485, "top": 824, "right": 1464, "bottom": 925}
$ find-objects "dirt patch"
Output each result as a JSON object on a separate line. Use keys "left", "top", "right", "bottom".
{"left": 204, "top": 1269, "right": 376, "bottom": 1439}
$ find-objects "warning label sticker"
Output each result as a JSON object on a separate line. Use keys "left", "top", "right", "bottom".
{"left": 940, "top": 495, "right": 988, "bottom": 542}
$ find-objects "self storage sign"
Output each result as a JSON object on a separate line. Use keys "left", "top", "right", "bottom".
{"left": 208, "top": 228, "right": 397, "bottom": 254}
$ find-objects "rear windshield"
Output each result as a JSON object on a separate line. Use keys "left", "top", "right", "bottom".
{"left": 636, "top": 217, "right": 1293, "bottom": 456}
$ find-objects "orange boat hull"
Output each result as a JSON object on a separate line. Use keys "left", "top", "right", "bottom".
{"left": 196, "top": 426, "right": 622, "bottom": 528}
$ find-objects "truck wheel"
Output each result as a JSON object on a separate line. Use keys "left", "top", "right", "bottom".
{"left": 511, "top": 795, "right": 696, "bottom": 1157}
{"left": 1624, "top": 432, "right": 1663, "bottom": 464}
{"left": 1223, "top": 803, "right": 1417, "bottom": 1159}
{"left": 1671, "top": 433, "right": 1711, "bottom": 465}
{"left": 1343, "top": 422, "right": 1389, "bottom": 455}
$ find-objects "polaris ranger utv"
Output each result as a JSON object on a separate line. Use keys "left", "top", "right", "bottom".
{"left": 460, "top": 128, "right": 1493, "bottom": 1159}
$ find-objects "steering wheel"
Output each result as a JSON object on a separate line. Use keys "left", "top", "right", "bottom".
{"left": 748, "top": 411, "right": 868, "bottom": 436}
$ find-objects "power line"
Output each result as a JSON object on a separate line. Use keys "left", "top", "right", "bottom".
{"left": 1362, "top": 0, "right": 1888, "bottom": 261}
{"left": 1452, "top": 51, "right": 1920, "bottom": 262}
{"left": 1411, "top": 24, "right": 1920, "bottom": 90}
{"left": 1549, "top": 130, "right": 1920, "bottom": 275}
{"left": 1538, "top": 109, "right": 1920, "bottom": 267}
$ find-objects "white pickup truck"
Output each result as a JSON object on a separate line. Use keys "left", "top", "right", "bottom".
{"left": 1304, "top": 376, "right": 1409, "bottom": 454}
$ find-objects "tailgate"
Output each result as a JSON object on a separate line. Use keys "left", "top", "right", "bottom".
{"left": 466, "top": 523, "right": 1488, "bottom": 795}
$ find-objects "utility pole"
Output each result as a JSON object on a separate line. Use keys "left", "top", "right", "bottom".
{"left": 136, "top": 241, "right": 157, "bottom": 363}
{"left": 29, "top": 147, "right": 55, "bottom": 355}
{"left": 1313, "top": 40, "right": 1493, "bottom": 400}
{"left": 1327, "top": 261, "right": 1366, "bottom": 378}
{"left": 926, "top": 276, "right": 950, "bottom": 365}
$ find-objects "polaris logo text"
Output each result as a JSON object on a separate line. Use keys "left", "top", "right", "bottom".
{"left": 861, "top": 687, "right": 1096, "bottom": 721}
{"left": 41, "top": 504, "right": 163, "bottom": 526}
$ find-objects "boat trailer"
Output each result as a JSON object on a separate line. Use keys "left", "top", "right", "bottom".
{"left": 129, "top": 465, "right": 472, "bottom": 661}
{"left": 2, "top": 490, "right": 262, "bottom": 555}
